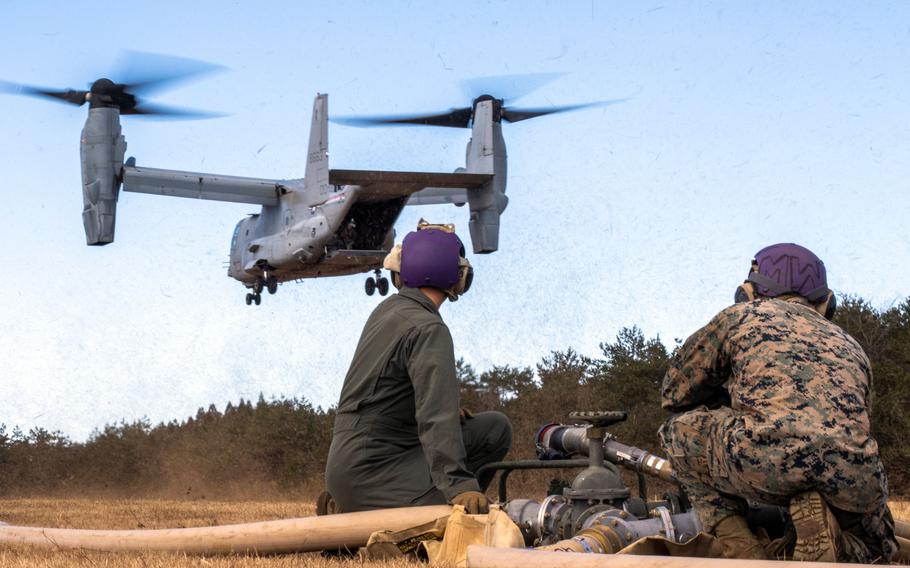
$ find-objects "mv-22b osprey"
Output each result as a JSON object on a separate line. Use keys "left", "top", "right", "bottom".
{"left": 4, "top": 61, "right": 612, "bottom": 305}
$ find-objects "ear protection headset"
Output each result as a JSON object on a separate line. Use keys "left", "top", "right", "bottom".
{"left": 382, "top": 220, "right": 473, "bottom": 301}
{"left": 450, "top": 255, "right": 474, "bottom": 300}
{"left": 734, "top": 260, "right": 837, "bottom": 319}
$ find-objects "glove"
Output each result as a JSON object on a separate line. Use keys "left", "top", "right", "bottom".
{"left": 450, "top": 490, "right": 489, "bottom": 514}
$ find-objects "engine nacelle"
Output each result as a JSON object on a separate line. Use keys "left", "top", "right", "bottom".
{"left": 465, "top": 97, "right": 509, "bottom": 254}
{"left": 80, "top": 107, "right": 125, "bottom": 245}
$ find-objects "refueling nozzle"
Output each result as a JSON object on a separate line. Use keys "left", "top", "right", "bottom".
{"left": 536, "top": 411, "right": 677, "bottom": 485}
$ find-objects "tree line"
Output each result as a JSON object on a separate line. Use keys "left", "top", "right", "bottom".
{"left": 1, "top": 296, "right": 907, "bottom": 498}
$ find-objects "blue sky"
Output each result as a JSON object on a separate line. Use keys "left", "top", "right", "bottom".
{"left": 1, "top": 1, "right": 908, "bottom": 440}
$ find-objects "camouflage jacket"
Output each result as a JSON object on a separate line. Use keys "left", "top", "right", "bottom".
{"left": 661, "top": 299, "right": 884, "bottom": 495}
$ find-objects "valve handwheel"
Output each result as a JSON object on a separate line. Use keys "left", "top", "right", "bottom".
{"left": 568, "top": 410, "right": 628, "bottom": 429}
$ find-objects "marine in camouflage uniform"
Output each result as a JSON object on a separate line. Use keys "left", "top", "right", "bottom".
{"left": 659, "top": 243, "right": 896, "bottom": 563}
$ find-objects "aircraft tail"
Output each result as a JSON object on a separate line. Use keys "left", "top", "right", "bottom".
{"left": 464, "top": 98, "right": 508, "bottom": 253}
{"left": 305, "top": 94, "right": 330, "bottom": 198}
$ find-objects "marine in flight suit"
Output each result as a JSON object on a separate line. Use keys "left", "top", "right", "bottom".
{"left": 324, "top": 223, "right": 511, "bottom": 513}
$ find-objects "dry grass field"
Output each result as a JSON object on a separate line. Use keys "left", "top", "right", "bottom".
{"left": 0, "top": 498, "right": 408, "bottom": 567}
{"left": 0, "top": 498, "right": 906, "bottom": 566}
{"left": 893, "top": 500, "right": 909, "bottom": 521}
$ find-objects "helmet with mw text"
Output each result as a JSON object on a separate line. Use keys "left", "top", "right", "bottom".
{"left": 733, "top": 242, "right": 836, "bottom": 319}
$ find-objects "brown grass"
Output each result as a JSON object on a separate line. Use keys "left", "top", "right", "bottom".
{"left": 0, "top": 498, "right": 315, "bottom": 530}
{"left": 0, "top": 498, "right": 388, "bottom": 567}
{"left": 0, "top": 498, "right": 907, "bottom": 566}
{"left": 891, "top": 500, "right": 909, "bottom": 520}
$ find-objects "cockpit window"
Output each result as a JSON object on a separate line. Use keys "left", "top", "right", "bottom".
{"left": 231, "top": 222, "right": 242, "bottom": 250}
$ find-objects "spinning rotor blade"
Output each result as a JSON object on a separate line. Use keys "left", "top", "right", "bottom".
{"left": 459, "top": 72, "right": 563, "bottom": 103}
{"left": 126, "top": 102, "right": 227, "bottom": 120}
{"left": 112, "top": 51, "right": 226, "bottom": 96}
{"left": 0, "top": 80, "right": 88, "bottom": 106}
{"left": 332, "top": 106, "right": 473, "bottom": 128}
{"left": 0, "top": 51, "right": 226, "bottom": 120}
{"left": 334, "top": 98, "right": 627, "bottom": 129}
{"left": 501, "top": 98, "right": 628, "bottom": 123}
{"left": 332, "top": 73, "right": 626, "bottom": 129}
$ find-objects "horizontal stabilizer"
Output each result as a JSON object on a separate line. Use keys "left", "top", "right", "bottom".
{"left": 122, "top": 165, "right": 285, "bottom": 206}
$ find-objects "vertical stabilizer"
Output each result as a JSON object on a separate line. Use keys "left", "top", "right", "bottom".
{"left": 305, "top": 94, "right": 330, "bottom": 199}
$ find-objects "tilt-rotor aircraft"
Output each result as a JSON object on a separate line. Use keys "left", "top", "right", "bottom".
{"left": 3, "top": 54, "right": 617, "bottom": 305}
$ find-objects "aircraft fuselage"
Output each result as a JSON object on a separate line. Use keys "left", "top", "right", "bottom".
{"left": 227, "top": 185, "right": 403, "bottom": 286}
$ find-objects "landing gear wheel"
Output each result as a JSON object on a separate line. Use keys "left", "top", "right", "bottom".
{"left": 364, "top": 277, "right": 376, "bottom": 296}
{"left": 253, "top": 293, "right": 262, "bottom": 306}
{"left": 253, "top": 278, "right": 264, "bottom": 294}
{"left": 377, "top": 276, "right": 389, "bottom": 296}
{"left": 245, "top": 293, "right": 253, "bottom": 306}
{"left": 266, "top": 276, "right": 278, "bottom": 295}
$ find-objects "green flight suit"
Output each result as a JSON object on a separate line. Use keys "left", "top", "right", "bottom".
{"left": 325, "top": 287, "right": 512, "bottom": 512}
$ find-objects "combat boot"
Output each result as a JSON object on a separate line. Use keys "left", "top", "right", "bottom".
{"left": 790, "top": 491, "right": 841, "bottom": 562}
{"left": 713, "top": 515, "right": 770, "bottom": 559}
{"left": 316, "top": 490, "right": 338, "bottom": 516}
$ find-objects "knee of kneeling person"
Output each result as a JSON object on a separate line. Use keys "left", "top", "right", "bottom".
{"left": 490, "top": 411, "right": 513, "bottom": 449}
{"left": 658, "top": 413, "right": 709, "bottom": 470}
{"left": 659, "top": 407, "right": 727, "bottom": 450}
{"left": 473, "top": 411, "right": 513, "bottom": 450}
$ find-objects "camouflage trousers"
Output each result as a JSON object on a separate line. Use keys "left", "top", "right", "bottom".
{"left": 659, "top": 406, "right": 897, "bottom": 563}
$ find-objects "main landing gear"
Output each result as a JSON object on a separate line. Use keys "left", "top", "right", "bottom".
{"left": 365, "top": 269, "right": 389, "bottom": 297}
{"left": 245, "top": 271, "right": 279, "bottom": 306}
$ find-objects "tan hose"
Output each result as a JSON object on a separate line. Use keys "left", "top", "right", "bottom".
{"left": 0, "top": 505, "right": 452, "bottom": 554}
{"left": 896, "top": 518, "right": 910, "bottom": 541}
{"left": 895, "top": 535, "right": 909, "bottom": 564}
{"left": 465, "top": 544, "right": 879, "bottom": 568}
{"left": 536, "top": 525, "right": 625, "bottom": 554}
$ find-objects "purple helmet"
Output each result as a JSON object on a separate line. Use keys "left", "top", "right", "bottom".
{"left": 747, "top": 243, "right": 830, "bottom": 302}
{"left": 399, "top": 228, "right": 465, "bottom": 289}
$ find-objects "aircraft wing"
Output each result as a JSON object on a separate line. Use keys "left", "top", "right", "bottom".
{"left": 329, "top": 169, "right": 490, "bottom": 203}
{"left": 122, "top": 165, "right": 286, "bottom": 206}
